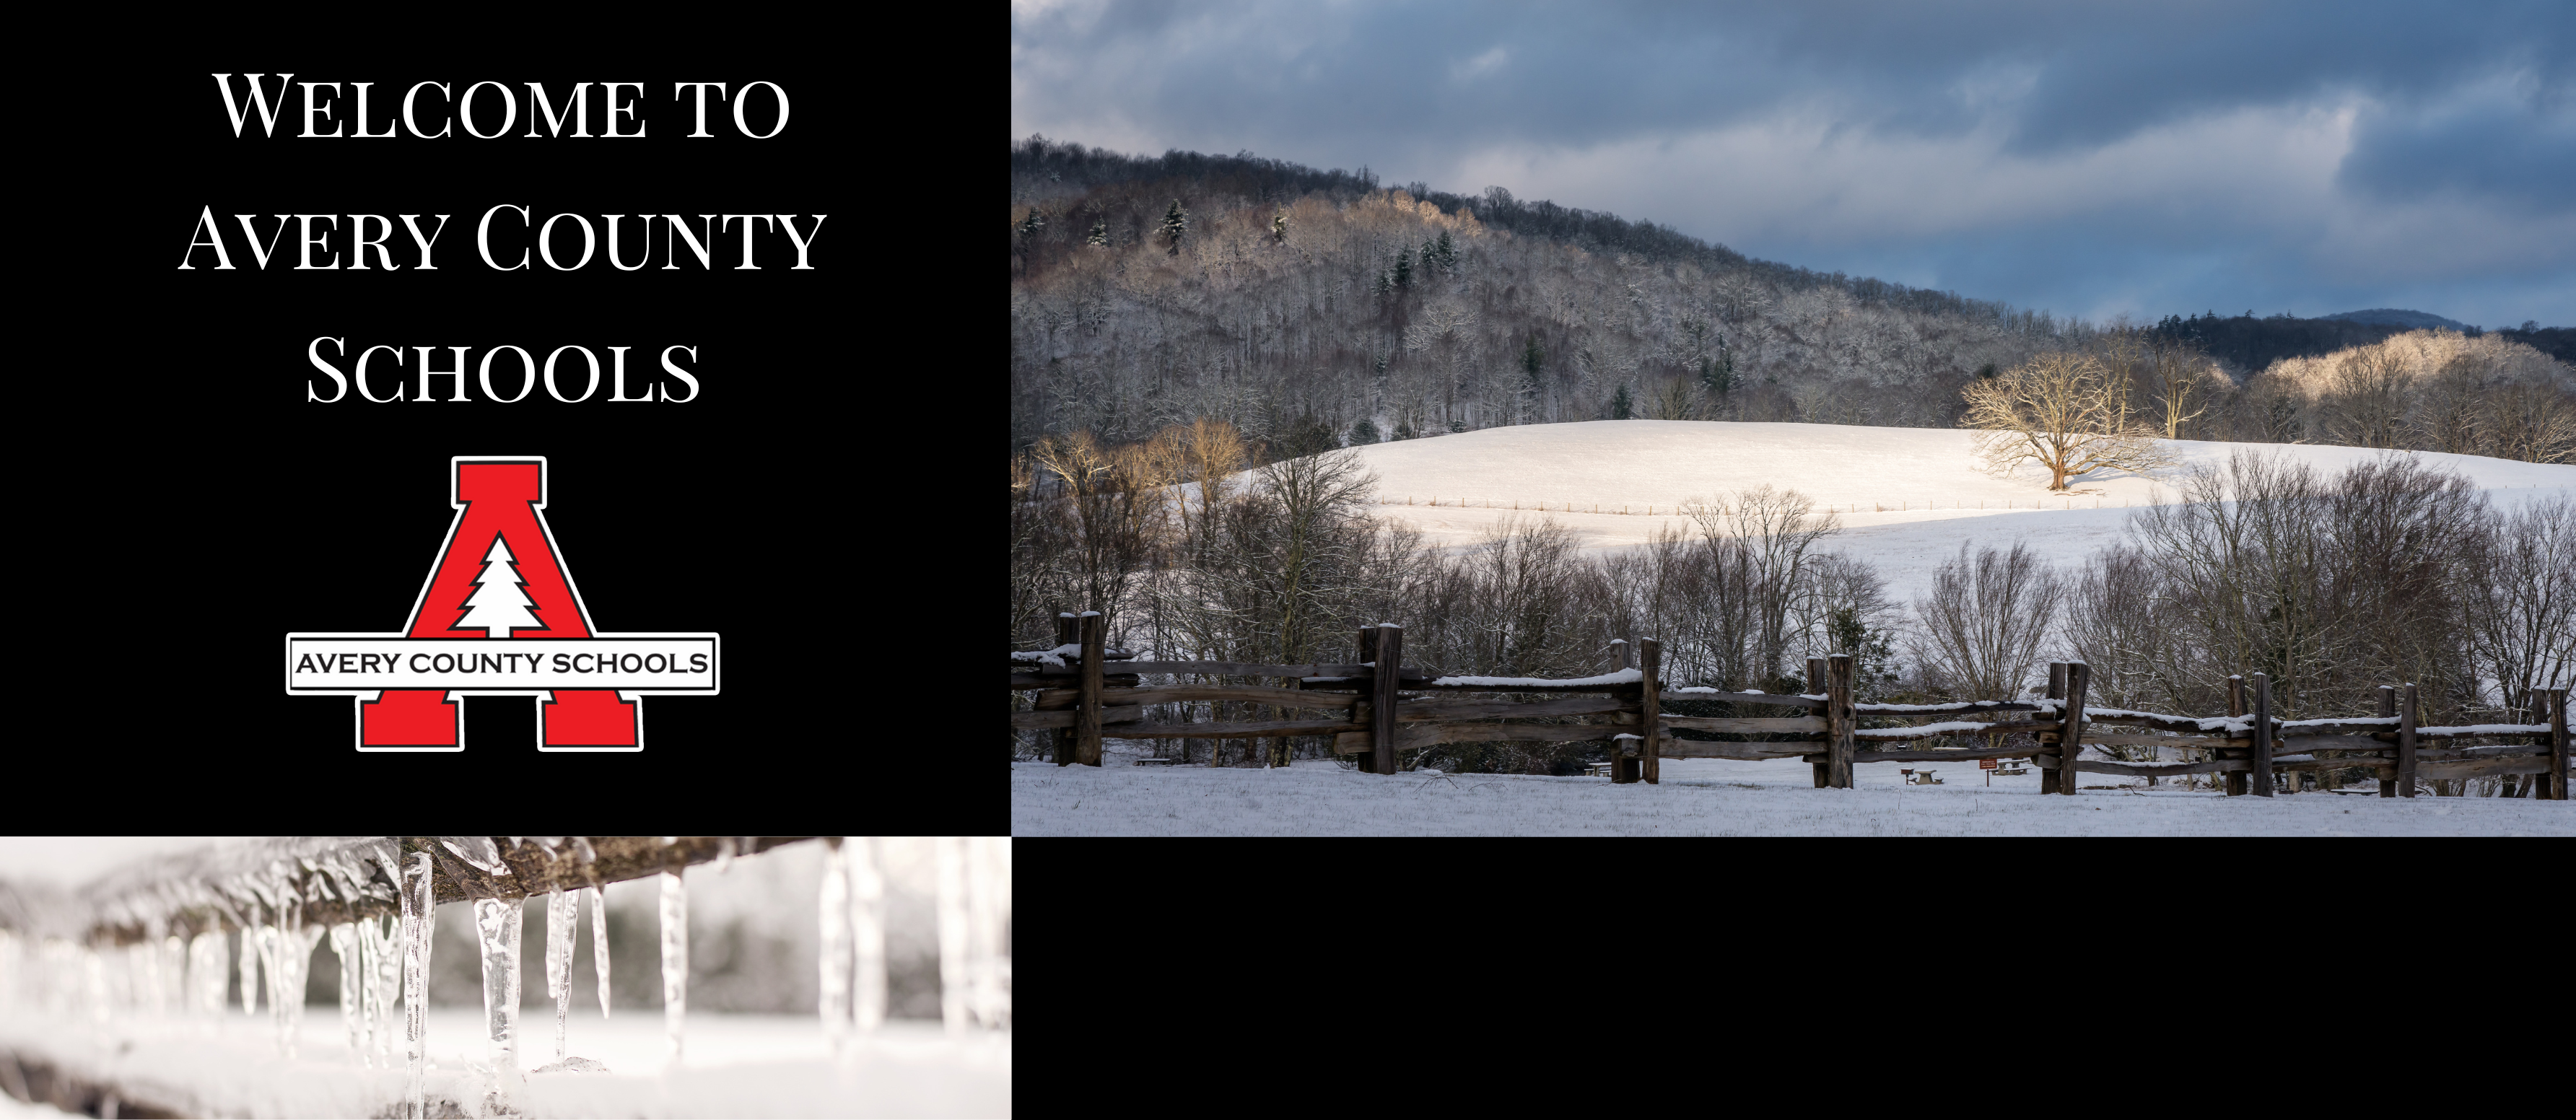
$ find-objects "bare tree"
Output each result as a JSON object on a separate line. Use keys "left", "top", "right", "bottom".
{"left": 2482, "top": 379, "right": 2576, "bottom": 465}
{"left": 2463, "top": 494, "right": 2576, "bottom": 718}
{"left": 1026, "top": 432, "right": 1173, "bottom": 638}
{"left": 2147, "top": 341, "right": 2219, "bottom": 439}
{"left": 1911, "top": 541, "right": 2064, "bottom": 703}
{"left": 1682, "top": 484, "right": 1841, "bottom": 686}
{"left": 2319, "top": 345, "right": 2414, "bottom": 449}
{"left": 1961, "top": 351, "right": 2173, "bottom": 490}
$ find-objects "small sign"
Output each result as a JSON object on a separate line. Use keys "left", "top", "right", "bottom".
{"left": 1980, "top": 758, "right": 1999, "bottom": 770}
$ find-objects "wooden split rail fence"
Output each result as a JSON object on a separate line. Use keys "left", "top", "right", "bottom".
{"left": 1010, "top": 613, "right": 2573, "bottom": 798}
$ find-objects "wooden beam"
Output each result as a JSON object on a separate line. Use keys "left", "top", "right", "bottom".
{"left": 1121, "top": 718, "right": 1374, "bottom": 740}
{"left": 1828, "top": 655, "right": 1856, "bottom": 789}
{"left": 1076, "top": 612, "right": 1106, "bottom": 766}
{"left": 1809, "top": 658, "right": 1830, "bottom": 788}
{"left": 2061, "top": 662, "right": 2090, "bottom": 796}
{"left": 2250, "top": 672, "right": 2274, "bottom": 797}
{"left": 1355, "top": 626, "right": 1380, "bottom": 772}
{"left": 2550, "top": 688, "right": 2571, "bottom": 801}
{"left": 1641, "top": 639, "right": 1663, "bottom": 785}
{"left": 2377, "top": 685, "right": 2397, "bottom": 797}
{"left": 1042, "top": 684, "right": 1359, "bottom": 710}
{"left": 1664, "top": 691, "right": 1825, "bottom": 709}
{"left": 1010, "top": 706, "right": 1143, "bottom": 729}
{"left": 1372, "top": 625, "right": 1402, "bottom": 776}
{"left": 1660, "top": 714, "right": 1828, "bottom": 733}
{"left": 2041, "top": 663, "right": 2066, "bottom": 794}
{"left": 1655, "top": 737, "right": 1823, "bottom": 760}
{"left": 2226, "top": 675, "right": 2248, "bottom": 796}
{"left": 2398, "top": 683, "right": 2419, "bottom": 797}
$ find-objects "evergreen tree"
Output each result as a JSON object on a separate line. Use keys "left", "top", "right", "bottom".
{"left": 1392, "top": 247, "right": 1413, "bottom": 289}
{"left": 1271, "top": 209, "right": 1289, "bottom": 245}
{"left": 1434, "top": 228, "right": 1456, "bottom": 271}
{"left": 1349, "top": 417, "right": 1380, "bottom": 445}
{"left": 1158, "top": 199, "right": 1188, "bottom": 255}
{"left": 1086, "top": 218, "right": 1109, "bottom": 248}
{"left": 1371, "top": 269, "right": 1393, "bottom": 297}
{"left": 1447, "top": 418, "right": 1467, "bottom": 433}
{"left": 457, "top": 535, "right": 543, "bottom": 636}
{"left": 1612, "top": 382, "right": 1634, "bottom": 419}
{"left": 1699, "top": 347, "right": 1735, "bottom": 396}
{"left": 1393, "top": 419, "right": 1414, "bottom": 440}
{"left": 1017, "top": 209, "right": 1044, "bottom": 240}
{"left": 1422, "top": 237, "right": 1438, "bottom": 274}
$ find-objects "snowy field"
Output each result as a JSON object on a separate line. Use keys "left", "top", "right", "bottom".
{"left": 1011, "top": 758, "right": 2575, "bottom": 836}
{"left": 1341, "top": 421, "right": 2574, "bottom": 600}
{"left": 0, "top": 1010, "right": 1008, "bottom": 1118}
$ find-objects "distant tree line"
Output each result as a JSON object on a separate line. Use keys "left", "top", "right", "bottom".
{"left": 1009, "top": 136, "right": 2572, "bottom": 466}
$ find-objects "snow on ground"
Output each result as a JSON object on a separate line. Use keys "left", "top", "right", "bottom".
{"left": 1011, "top": 758, "right": 2575, "bottom": 836}
{"left": 1343, "top": 421, "right": 2575, "bottom": 601}
{"left": 0, "top": 1010, "right": 1007, "bottom": 1119}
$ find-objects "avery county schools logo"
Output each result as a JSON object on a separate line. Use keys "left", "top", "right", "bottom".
{"left": 287, "top": 456, "right": 719, "bottom": 751}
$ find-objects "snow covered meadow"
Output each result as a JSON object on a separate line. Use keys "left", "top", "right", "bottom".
{"left": 1011, "top": 757, "right": 2574, "bottom": 836}
{"left": 1337, "top": 420, "right": 2572, "bottom": 602}
{"left": 1011, "top": 419, "right": 2574, "bottom": 834}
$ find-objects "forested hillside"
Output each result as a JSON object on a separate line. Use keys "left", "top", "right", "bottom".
{"left": 1008, "top": 136, "right": 2574, "bottom": 464}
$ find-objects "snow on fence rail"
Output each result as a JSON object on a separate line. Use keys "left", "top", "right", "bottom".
{"left": 0, "top": 836, "right": 1010, "bottom": 1119}
{"left": 1012, "top": 614, "right": 2573, "bottom": 797}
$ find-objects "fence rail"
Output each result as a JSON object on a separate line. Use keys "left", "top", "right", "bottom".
{"left": 1010, "top": 613, "right": 2573, "bottom": 799}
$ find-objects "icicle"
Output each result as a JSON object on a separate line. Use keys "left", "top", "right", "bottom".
{"left": 165, "top": 935, "right": 188, "bottom": 1018}
{"left": 585, "top": 885, "right": 609, "bottom": 1019}
{"left": 573, "top": 836, "right": 598, "bottom": 865}
{"left": 546, "top": 889, "right": 576, "bottom": 1062}
{"left": 848, "top": 836, "right": 885, "bottom": 1036}
{"left": 238, "top": 904, "right": 261, "bottom": 1017}
{"left": 473, "top": 897, "right": 525, "bottom": 1102}
{"left": 935, "top": 836, "right": 968, "bottom": 1038}
{"left": 660, "top": 870, "right": 686, "bottom": 1067}
{"left": 190, "top": 932, "right": 227, "bottom": 1018}
{"left": 966, "top": 837, "right": 1009, "bottom": 1031}
{"left": 367, "top": 914, "right": 402, "bottom": 1068}
{"left": 271, "top": 909, "right": 325, "bottom": 1059}
{"left": 332, "top": 923, "right": 362, "bottom": 1062}
{"left": 404, "top": 852, "right": 434, "bottom": 1120}
{"left": 818, "top": 839, "right": 851, "bottom": 1062}
{"left": 712, "top": 837, "right": 735, "bottom": 876}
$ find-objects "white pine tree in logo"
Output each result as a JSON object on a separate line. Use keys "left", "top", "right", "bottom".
{"left": 458, "top": 535, "right": 544, "bottom": 636}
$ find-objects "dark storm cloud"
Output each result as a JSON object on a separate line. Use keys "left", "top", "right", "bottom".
{"left": 1013, "top": 1, "right": 2576, "bottom": 326}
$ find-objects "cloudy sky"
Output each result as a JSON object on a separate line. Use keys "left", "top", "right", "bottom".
{"left": 1011, "top": 1, "right": 2574, "bottom": 328}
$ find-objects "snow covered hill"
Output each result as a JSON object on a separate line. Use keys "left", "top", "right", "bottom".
{"left": 1340, "top": 421, "right": 2574, "bottom": 602}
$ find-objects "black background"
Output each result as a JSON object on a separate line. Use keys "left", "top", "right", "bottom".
{"left": 52, "top": 32, "right": 973, "bottom": 829}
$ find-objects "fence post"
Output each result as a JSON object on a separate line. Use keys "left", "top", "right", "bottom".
{"left": 1610, "top": 638, "right": 1630, "bottom": 673}
{"left": 1076, "top": 611, "right": 1106, "bottom": 766}
{"left": 1641, "top": 639, "right": 1663, "bottom": 785}
{"left": 2249, "top": 672, "right": 2273, "bottom": 797}
{"left": 2061, "top": 662, "right": 2090, "bottom": 795}
{"left": 1828, "top": 654, "right": 1856, "bottom": 789}
{"left": 2377, "top": 686, "right": 2396, "bottom": 797}
{"left": 2040, "top": 663, "right": 2067, "bottom": 795}
{"left": 1808, "top": 657, "right": 1830, "bottom": 789}
{"left": 1355, "top": 626, "right": 1380, "bottom": 774}
{"left": 2398, "top": 683, "right": 2419, "bottom": 797}
{"left": 2549, "top": 688, "right": 2570, "bottom": 801}
{"left": 2225, "top": 675, "right": 2248, "bottom": 796}
{"left": 1372, "top": 624, "right": 1402, "bottom": 776}
{"left": 1053, "top": 612, "right": 1078, "bottom": 766}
